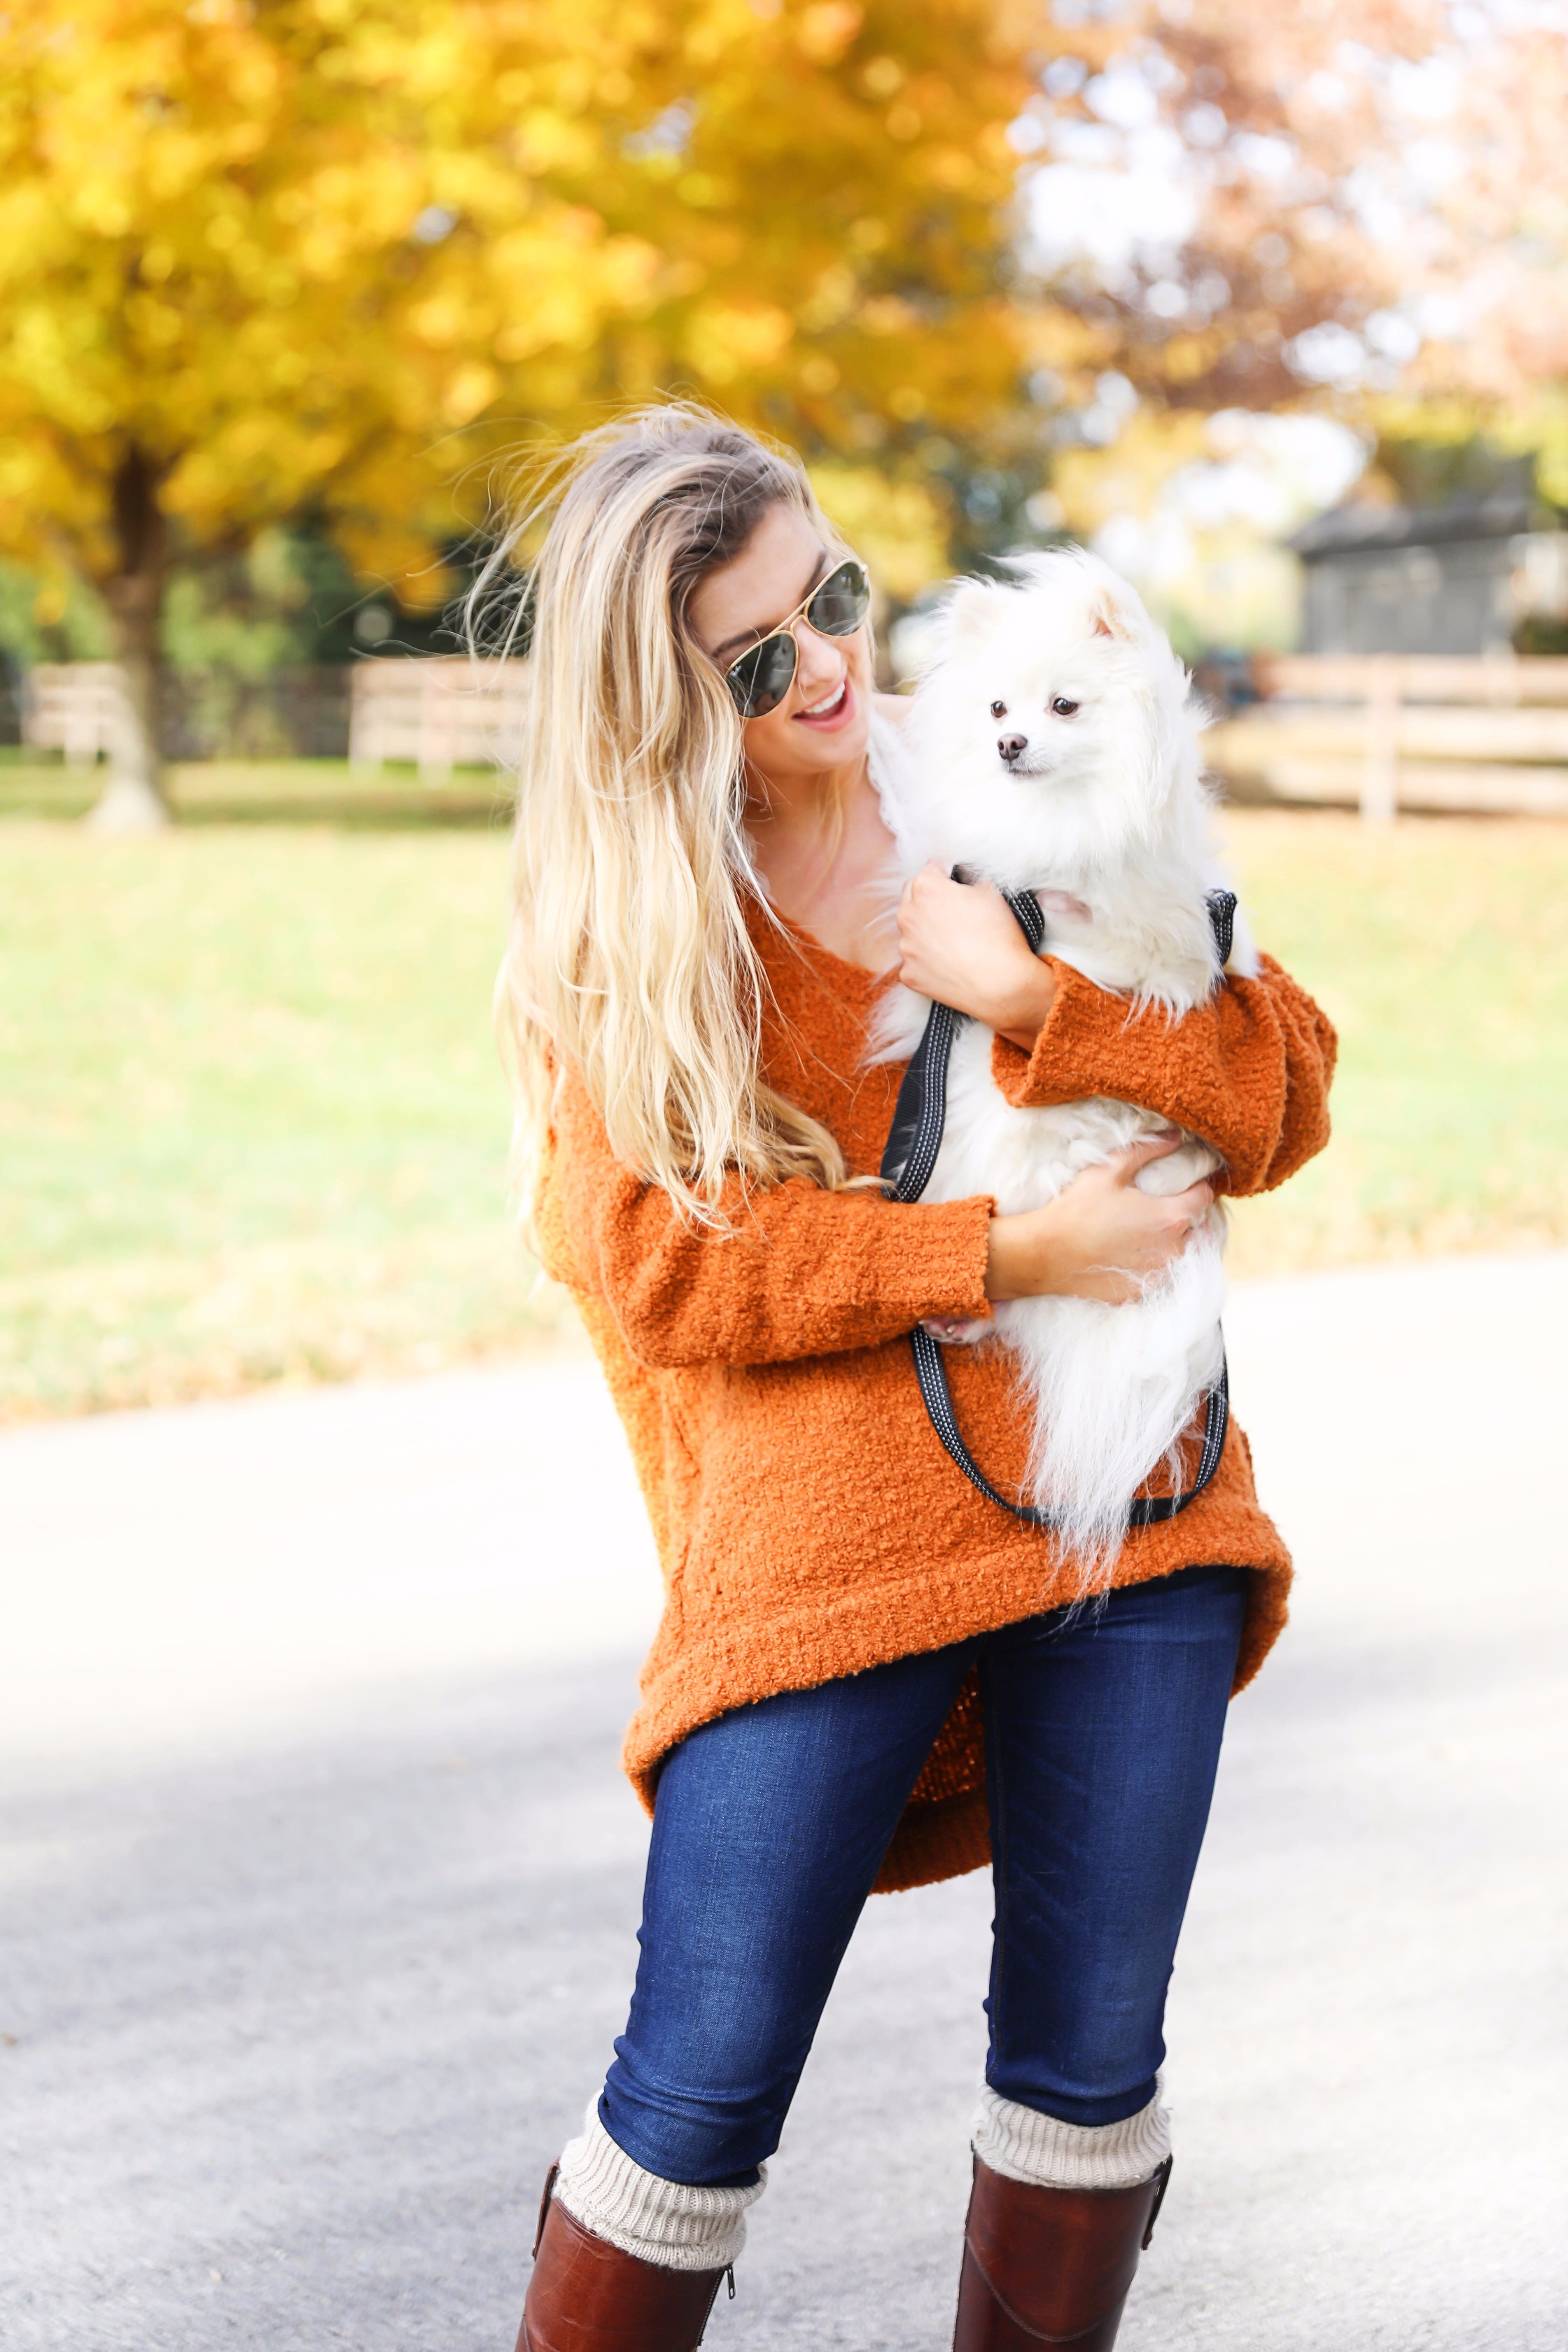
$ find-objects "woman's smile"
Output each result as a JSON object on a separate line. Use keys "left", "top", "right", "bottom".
{"left": 792, "top": 673, "right": 853, "bottom": 729}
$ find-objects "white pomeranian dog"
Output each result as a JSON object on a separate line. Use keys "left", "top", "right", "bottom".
{"left": 870, "top": 547, "right": 1259, "bottom": 1572}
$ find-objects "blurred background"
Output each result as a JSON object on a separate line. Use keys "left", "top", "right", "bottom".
{"left": 2, "top": 0, "right": 1566, "bottom": 1420}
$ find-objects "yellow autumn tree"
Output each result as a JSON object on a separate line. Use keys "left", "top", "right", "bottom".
{"left": 0, "top": 0, "right": 1042, "bottom": 822}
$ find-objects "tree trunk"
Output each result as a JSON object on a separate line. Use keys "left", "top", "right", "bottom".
{"left": 87, "top": 447, "right": 170, "bottom": 832}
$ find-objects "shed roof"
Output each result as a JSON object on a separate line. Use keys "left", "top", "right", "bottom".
{"left": 1289, "top": 493, "right": 1540, "bottom": 561}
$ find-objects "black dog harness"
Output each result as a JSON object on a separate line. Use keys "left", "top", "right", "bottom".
{"left": 878, "top": 885, "right": 1237, "bottom": 1532}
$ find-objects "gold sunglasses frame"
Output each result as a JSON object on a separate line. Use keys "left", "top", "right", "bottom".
{"left": 721, "top": 558, "right": 872, "bottom": 718}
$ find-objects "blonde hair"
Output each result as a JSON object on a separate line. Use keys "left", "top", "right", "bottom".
{"left": 477, "top": 404, "right": 854, "bottom": 1228}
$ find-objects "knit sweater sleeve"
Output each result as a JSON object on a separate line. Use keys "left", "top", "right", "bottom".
{"left": 988, "top": 951, "right": 1336, "bottom": 1196}
{"left": 538, "top": 1067, "right": 995, "bottom": 1370}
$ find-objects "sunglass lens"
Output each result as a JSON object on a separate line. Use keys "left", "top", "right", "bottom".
{"left": 727, "top": 631, "right": 797, "bottom": 718}
{"left": 806, "top": 561, "right": 871, "bottom": 638}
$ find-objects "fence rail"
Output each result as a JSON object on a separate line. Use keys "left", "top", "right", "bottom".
{"left": 22, "top": 663, "right": 351, "bottom": 762}
{"left": 22, "top": 664, "right": 127, "bottom": 764}
{"left": 1207, "top": 654, "right": 1568, "bottom": 820}
{"left": 347, "top": 657, "right": 527, "bottom": 776}
{"left": 19, "top": 657, "right": 528, "bottom": 774}
{"left": 24, "top": 652, "right": 1568, "bottom": 820}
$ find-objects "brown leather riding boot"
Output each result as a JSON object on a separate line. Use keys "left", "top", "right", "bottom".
{"left": 514, "top": 2165, "right": 732, "bottom": 2352}
{"left": 952, "top": 2154, "right": 1172, "bottom": 2351}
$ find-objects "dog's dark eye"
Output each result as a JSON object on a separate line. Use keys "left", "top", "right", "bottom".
{"left": 989, "top": 700, "right": 1007, "bottom": 720}
{"left": 1051, "top": 696, "right": 1079, "bottom": 718}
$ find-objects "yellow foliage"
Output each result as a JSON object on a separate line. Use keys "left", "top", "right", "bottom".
{"left": 809, "top": 461, "right": 951, "bottom": 603}
{"left": 798, "top": 5, "right": 864, "bottom": 63}
{"left": 0, "top": 0, "right": 1040, "bottom": 628}
{"left": 1051, "top": 411, "right": 1210, "bottom": 542}
{"left": 1535, "top": 429, "right": 1568, "bottom": 513}
{"left": 1366, "top": 388, "right": 1568, "bottom": 510}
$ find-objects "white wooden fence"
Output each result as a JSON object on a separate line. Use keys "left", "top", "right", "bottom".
{"left": 348, "top": 657, "right": 528, "bottom": 777}
{"left": 22, "top": 664, "right": 129, "bottom": 764}
{"left": 1207, "top": 655, "right": 1568, "bottom": 820}
{"left": 29, "top": 652, "right": 1568, "bottom": 818}
{"left": 21, "top": 657, "right": 528, "bottom": 776}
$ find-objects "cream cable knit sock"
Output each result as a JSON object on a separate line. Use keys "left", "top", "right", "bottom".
{"left": 552, "top": 2103, "right": 764, "bottom": 2273}
{"left": 972, "top": 2082, "right": 1170, "bottom": 2193}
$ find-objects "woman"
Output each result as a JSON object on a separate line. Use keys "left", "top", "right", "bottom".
{"left": 493, "top": 405, "right": 1334, "bottom": 2352}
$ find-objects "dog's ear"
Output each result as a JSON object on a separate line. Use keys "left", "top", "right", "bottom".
{"left": 942, "top": 579, "right": 998, "bottom": 644}
{"left": 1087, "top": 580, "right": 1140, "bottom": 643}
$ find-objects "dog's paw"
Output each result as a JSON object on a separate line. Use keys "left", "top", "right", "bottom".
{"left": 920, "top": 1314, "right": 990, "bottom": 1345}
{"left": 1133, "top": 1138, "right": 1220, "bottom": 1196}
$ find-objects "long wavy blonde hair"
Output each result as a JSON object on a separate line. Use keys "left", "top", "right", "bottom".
{"left": 479, "top": 404, "right": 856, "bottom": 1228}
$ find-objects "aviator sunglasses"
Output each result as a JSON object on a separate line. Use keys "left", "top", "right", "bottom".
{"left": 721, "top": 557, "right": 872, "bottom": 719}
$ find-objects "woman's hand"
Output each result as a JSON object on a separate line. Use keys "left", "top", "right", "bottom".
{"left": 984, "top": 1134, "right": 1216, "bottom": 1307}
{"left": 896, "top": 862, "right": 1056, "bottom": 1051}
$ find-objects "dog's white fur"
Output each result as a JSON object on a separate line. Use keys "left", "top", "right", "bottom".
{"left": 870, "top": 547, "right": 1259, "bottom": 1574}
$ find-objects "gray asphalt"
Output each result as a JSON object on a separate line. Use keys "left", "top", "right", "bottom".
{"left": 4, "top": 1254, "right": 1567, "bottom": 2349}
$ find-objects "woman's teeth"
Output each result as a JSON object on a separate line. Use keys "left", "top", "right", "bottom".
{"left": 800, "top": 679, "right": 847, "bottom": 719}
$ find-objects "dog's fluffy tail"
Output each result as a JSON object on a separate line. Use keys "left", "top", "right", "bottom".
{"left": 1009, "top": 1225, "right": 1228, "bottom": 1584}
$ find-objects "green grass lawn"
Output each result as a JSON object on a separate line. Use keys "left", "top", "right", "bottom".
{"left": 2, "top": 796, "right": 1564, "bottom": 1420}
{"left": 0, "top": 818, "right": 577, "bottom": 1419}
{"left": 0, "top": 755, "right": 502, "bottom": 827}
{"left": 1220, "top": 810, "right": 1568, "bottom": 1278}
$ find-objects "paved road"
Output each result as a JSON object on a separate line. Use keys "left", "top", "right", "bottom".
{"left": 3, "top": 1254, "right": 1566, "bottom": 2350}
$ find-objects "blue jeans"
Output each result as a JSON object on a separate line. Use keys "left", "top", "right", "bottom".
{"left": 601, "top": 1563, "right": 1247, "bottom": 2186}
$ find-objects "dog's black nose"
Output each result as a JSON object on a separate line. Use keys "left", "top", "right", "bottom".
{"left": 998, "top": 733, "right": 1028, "bottom": 764}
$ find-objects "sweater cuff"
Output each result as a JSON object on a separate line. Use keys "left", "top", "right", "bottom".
{"left": 899, "top": 1194, "right": 995, "bottom": 1324}
{"left": 990, "top": 958, "right": 1128, "bottom": 1111}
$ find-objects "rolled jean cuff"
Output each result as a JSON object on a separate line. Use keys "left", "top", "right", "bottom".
{"left": 553, "top": 2101, "right": 764, "bottom": 2272}
{"left": 972, "top": 2082, "right": 1170, "bottom": 2192}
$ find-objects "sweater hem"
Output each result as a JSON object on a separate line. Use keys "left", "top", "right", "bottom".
{"left": 626, "top": 1518, "right": 1287, "bottom": 1795}
{"left": 622, "top": 1471, "right": 1289, "bottom": 1895}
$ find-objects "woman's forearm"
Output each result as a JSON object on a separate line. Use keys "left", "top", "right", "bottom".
{"left": 990, "top": 953, "right": 1336, "bottom": 1196}
{"left": 895, "top": 872, "right": 1336, "bottom": 1196}
{"left": 550, "top": 1068, "right": 999, "bottom": 1367}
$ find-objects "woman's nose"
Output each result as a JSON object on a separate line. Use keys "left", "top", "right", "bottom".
{"left": 793, "top": 625, "right": 844, "bottom": 693}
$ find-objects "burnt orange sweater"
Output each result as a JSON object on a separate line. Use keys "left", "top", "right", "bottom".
{"left": 536, "top": 909, "right": 1336, "bottom": 1892}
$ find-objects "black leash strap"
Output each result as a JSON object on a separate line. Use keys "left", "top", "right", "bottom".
{"left": 881, "top": 882, "right": 1236, "bottom": 1531}
{"left": 881, "top": 886, "right": 1045, "bottom": 1203}
{"left": 1206, "top": 887, "right": 1237, "bottom": 966}
{"left": 910, "top": 1322, "right": 1228, "bottom": 1530}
